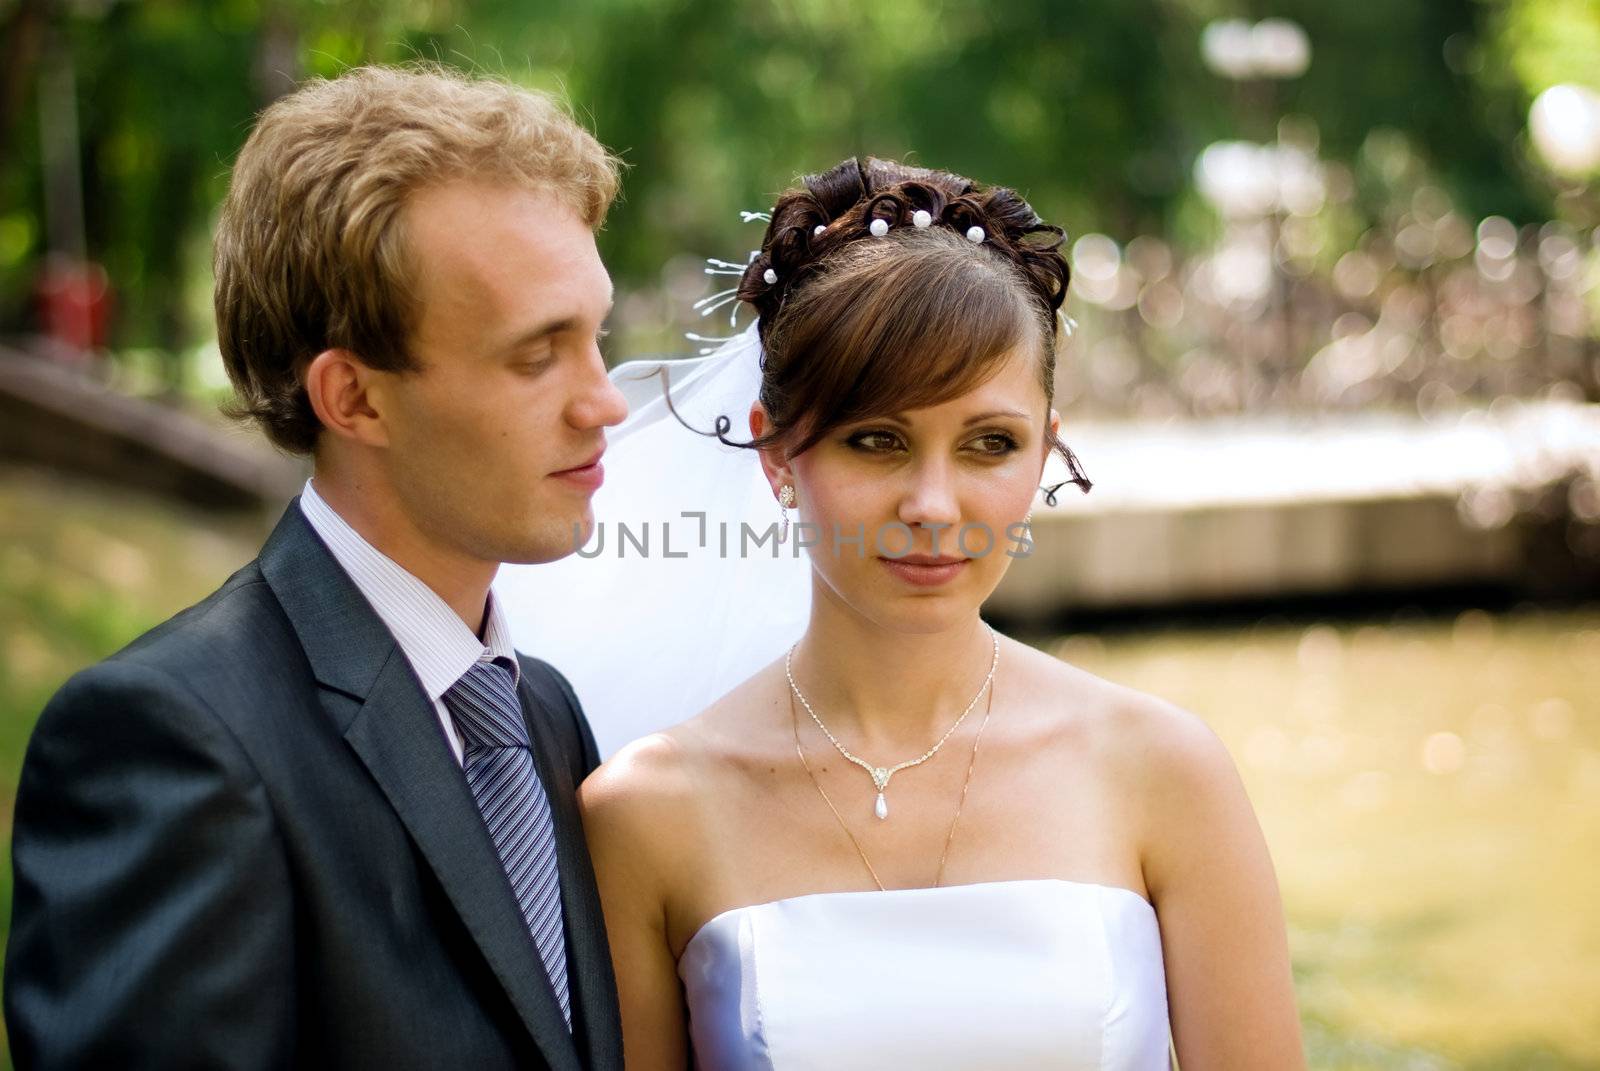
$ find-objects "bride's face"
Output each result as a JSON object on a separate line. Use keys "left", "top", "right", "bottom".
{"left": 762, "top": 342, "right": 1059, "bottom": 633}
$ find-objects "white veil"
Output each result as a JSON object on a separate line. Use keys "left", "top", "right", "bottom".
{"left": 494, "top": 323, "right": 813, "bottom": 759}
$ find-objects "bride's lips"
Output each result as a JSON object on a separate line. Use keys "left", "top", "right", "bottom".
{"left": 878, "top": 553, "right": 970, "bottom": 588}
{"left": 550, "top": 448, "right": 606, "bottom": 491}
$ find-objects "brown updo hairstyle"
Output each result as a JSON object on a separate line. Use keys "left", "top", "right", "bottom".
{"left": 722, "top": 156, "right": 1090, "bottom": 502}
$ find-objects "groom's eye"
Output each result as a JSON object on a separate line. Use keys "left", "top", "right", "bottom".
{"left": 513, "top": 354, "right": 556, "bottom": 377}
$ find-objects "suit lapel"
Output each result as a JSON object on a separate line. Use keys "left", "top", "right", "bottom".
{"left": 258, "top": 503, "right": 582, "bottom": 1071}
{"left": 518, "top": 669, "right": 624, "bottom": 1071}
{"left": 343, "top": 656, "right": 581, "bottom": 1070}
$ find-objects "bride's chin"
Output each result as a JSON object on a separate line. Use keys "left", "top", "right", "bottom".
{"left": 816, "top": 565, "right": 987, "bottom": 634}
{"left": 853, "top": 592, "right": 985, "bottom": 636}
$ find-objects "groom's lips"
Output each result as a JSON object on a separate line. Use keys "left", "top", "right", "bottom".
{"left": 551, "top": 448, "right": 606, "bottom": 491}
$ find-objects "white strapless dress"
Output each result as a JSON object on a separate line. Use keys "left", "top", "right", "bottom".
{"left": 678, "top": 878, "right": 1173, "bottom": 1070}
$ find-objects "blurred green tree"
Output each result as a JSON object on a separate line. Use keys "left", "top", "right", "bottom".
{"left": 0, "top": 0, "right": 1579, "bottom": 387}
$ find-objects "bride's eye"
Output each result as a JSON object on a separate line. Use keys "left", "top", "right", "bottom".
{"left": 845, "top": 429, "right": 905, "bottom": 453}
{"left": 968, "top": 432, "right": 1020, "bottom": 456}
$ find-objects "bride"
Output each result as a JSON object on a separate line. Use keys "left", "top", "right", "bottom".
{"left": 504, "top": 158, "right": 1305, "bottom": 1069}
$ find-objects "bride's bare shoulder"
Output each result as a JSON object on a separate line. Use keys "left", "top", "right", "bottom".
{"left": 577, "top": 728, "right": 717, "bottom": 908}
{"left": 578, "top": 659, "right": 786, "bottom": 832}
{"left": 1009, "top": 635, "right": 1238, "bottom": 789}
{"left": 580, "top": 730, "right": 693, "bottom": 810}
{"left": 579, "top": 662, "right": 792, "bottom": 912}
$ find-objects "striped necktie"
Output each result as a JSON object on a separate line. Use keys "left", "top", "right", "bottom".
{"left": 444, "top": 658, "right": 571, "bottom": 1027}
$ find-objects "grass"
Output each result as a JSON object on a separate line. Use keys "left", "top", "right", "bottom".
{"left": 0, "top": 465, "right": 267, "bottom": 1065}
{"left": 1, "top": 464, "right": 1597, "bottom": 1067}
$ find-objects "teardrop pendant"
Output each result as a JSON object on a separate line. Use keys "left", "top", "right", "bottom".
{"left": 874, "top": 791, "right": 889, "bottom": 820}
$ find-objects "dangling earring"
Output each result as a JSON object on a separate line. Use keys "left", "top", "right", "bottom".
{"left": 779, "top": 484, "right": 796, "bottom": 542}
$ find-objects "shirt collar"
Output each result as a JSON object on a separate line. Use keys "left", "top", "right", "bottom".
{"left": 298, "top": 479, "right": 520, "bottom": 701}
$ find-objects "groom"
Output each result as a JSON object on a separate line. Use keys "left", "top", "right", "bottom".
{"left": 5, "top": 66, "right": 628, "bottom": 1069}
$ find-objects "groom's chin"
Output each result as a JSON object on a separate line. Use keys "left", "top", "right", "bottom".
{"left": 502, "top": 506, "right": 597, "bottom": 565}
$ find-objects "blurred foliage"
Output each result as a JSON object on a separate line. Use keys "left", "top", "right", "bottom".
{"left": 1, "top": 0, "right": 1597, "bottom": 382}
{"left": 1489, "top": 0, "right": 1600, "bottom": 99}
{"left": 1046, "top": 607, "right": 1600, "bottom": 1068}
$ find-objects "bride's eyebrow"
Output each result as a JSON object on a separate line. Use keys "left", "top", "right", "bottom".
{"left": 961, "top": 408, "right": 1029, "bottom": 425}
{"left": 862, "top": 408, "right": 1029, "bottom": 427}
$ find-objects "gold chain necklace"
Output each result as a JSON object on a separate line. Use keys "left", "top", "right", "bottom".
{"left": 790, "top": 675, "right": 996, "bottom": 892}
{"left": 785, "top": 626, "right": 999, "bottom": 821}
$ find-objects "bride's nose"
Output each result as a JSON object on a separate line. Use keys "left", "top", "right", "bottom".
{"left": 896, "top": 456, "right": 962, "bottom": 530}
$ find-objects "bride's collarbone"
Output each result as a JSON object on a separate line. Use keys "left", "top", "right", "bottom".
{"left": 665, "top": 763, "right": 1146, "bottom": 957}
{"left": 660, "top": 677, "right": 1156, "bottom": 950}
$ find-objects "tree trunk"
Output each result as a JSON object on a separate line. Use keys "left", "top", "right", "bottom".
{"left": 0, "top": 0, "right": 49, "bottom": 167}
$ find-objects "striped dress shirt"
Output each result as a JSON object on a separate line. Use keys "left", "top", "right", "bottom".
{"left": 299, "top": 479, "right": 521, "bottom": 766}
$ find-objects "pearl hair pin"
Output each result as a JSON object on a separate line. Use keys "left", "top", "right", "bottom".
{"left": 704, "top": 199, "right": 1005, "bottom": 343}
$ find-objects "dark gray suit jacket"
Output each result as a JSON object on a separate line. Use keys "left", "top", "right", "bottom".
{"left": 4, "top": 502, "right": 623, "bottom": 1070}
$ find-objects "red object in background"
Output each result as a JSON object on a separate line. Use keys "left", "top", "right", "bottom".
{"left": 34, "top": 255, "right": 113, "bottom": 354}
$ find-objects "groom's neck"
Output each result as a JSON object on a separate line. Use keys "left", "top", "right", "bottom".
{"left": 309, "top": 465, "right": 497, "bottom": 636}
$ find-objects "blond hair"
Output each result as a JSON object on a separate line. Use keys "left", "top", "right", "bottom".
{"left": 214, "top": 64, "right": 622, "bottom": 453}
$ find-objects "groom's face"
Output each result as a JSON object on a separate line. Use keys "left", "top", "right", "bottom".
{"left": 371, "top": 180, "right": 627, "bottom": 565}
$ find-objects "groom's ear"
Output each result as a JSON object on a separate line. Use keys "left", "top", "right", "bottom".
{"left": 304, "top": 348, "right": 390, "bottom": 448}
{"left": 748, "top": 402, "right": 793, "bottom": 494}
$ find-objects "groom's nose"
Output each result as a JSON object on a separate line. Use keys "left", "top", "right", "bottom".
{"left": 567, "top": 344, "right": 629, "bottom": 430}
